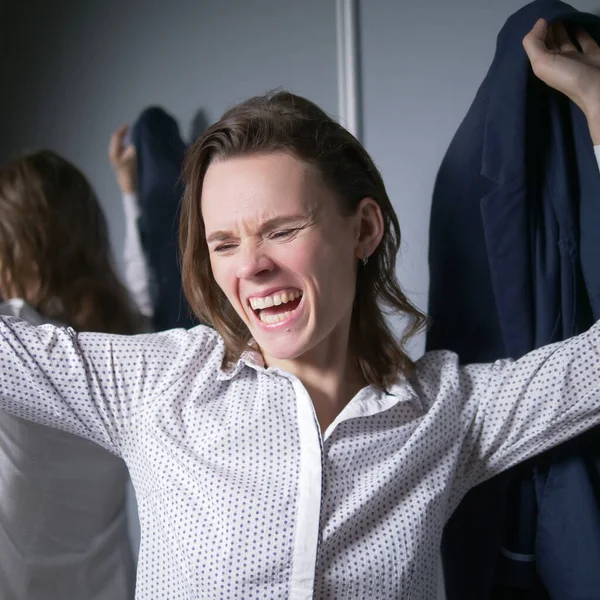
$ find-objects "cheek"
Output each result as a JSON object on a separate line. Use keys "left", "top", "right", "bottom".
{"left": 210, "top": 260, "right": 236, "bottom": 301}
{"left": 311, "top": 235, "right": 356, "bottom": 284}
{"left": 288, "top": 239, "right": 357, "bottom": 309}
{"left": 278, "top": 246, "right": 314, "bottom": 275}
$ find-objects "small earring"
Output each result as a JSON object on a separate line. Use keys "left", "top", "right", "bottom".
{"left": 362, "top": 254, "right": 369, "bottom": 267}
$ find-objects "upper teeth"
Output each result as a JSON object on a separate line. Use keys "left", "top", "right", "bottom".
{"left": 249, "top": 290, "right": 302, "bottom": 311}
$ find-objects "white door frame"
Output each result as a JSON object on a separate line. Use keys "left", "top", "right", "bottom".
{"left": 336, "top": 0, "right": 362, "bottom": 141}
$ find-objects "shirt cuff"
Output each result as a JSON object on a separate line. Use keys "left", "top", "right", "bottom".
{"left": 122, "top": 191, "right": 141, "bottom": 221}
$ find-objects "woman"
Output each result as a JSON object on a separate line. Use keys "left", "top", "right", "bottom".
{"left": 0, "top": 150, "right": 143, "bottom": 599}
{"left": 0, "top": 20, "right": 598, "bottom": 599}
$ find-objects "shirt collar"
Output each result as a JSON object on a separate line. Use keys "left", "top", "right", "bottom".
{"left": 217, "top": 339, "right": 423, "bottom": 413}
{"left": 217, "top": 342, "right": 419, "bottom": 410}
{"left": 216, "top": 345, "right": 265, "bottom": 381}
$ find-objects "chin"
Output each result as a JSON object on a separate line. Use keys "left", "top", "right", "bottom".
{"left": 256, "top": 336, "right": 310, "bottom": 362}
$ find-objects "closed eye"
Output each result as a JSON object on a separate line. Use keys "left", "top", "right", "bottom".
{"left": 213, "top": 243, "right": 238, "bottom": 253}
{"left": 269, "top": 229, "right": 298, "bottom": 241}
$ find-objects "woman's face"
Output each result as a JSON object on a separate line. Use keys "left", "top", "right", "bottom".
{"left": 202, "top": 152, "right": 370, "bottom": 363}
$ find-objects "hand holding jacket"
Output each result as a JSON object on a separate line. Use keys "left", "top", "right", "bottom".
{"left": 524, "top": 18, "right": 600, "bottom": 142}
{"left": 109, "top": 124, "right": 137, "bottom": 194}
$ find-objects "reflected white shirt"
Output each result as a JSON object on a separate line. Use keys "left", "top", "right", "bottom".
{"left": 122, "top": 191, "right": 154, "bottom": 319}
{"left": 0, "top": 189, "right": 151, "bottom": 599}
{"left": 0, "top": 300, "right": 135, "bottom": 600}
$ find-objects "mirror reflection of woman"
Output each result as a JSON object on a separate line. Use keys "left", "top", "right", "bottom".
{"left": 0, "top": 151, "right": 147, "bottom": 599}
{"left": 0, "top": 20, "right": 599, "bottom": 599}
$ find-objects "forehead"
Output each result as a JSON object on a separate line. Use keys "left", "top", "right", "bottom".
{"left": 201, "top": 152, "right": 330, "bottom": 231}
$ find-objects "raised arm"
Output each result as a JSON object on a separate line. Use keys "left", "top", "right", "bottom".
{"left": 442, "top": 321, "right": 600, "bottom": 498}
{"left": 0, "top": 317, "right": 206, "bottom": 456}
{"left": 109, "top": 124, "right": 155, "bottom": 319}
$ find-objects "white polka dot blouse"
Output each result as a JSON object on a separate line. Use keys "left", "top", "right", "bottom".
{"left": 0, "top": 318, "right": 599, "bottom": 599}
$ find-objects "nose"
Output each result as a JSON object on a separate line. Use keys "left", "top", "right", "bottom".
{"left": 235, "top": 242, "right": 275, "bottom": 280}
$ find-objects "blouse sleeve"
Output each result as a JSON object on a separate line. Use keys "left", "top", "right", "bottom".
{"left": 122, "top": 191, "right": 154, "bottom": 318}
{"left": 447, "top": 320, "right": 600, "bottom": 497}
{"left": 0, "top": 316, "right": 214, "bottom": 457}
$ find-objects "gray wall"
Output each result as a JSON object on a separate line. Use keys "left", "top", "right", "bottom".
{"left": 0, "top": 0, "right": 338, "bottom": 270}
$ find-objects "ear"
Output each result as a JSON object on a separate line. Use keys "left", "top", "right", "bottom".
{"left": 354, "top": 197, "right": 384, "bottom": 260}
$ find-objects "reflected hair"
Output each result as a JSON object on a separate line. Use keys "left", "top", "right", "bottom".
{"left": 0, "top": 150, "right": 141, "bottom": 334}
{"left": 181, "top": 90, "right": 428, "bottom": 388}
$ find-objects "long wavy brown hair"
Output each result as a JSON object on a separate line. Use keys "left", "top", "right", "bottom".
{"left": 0, "top": 150, "right": 141, "bottom": 334}
{"left": 181, "top": 91, "right": 428, "bottom": 388}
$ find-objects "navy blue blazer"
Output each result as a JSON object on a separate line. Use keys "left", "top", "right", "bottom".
{"left": 131, "top": 107, "right": 197, "bottom": 331}
{"left": 427, "top": 1, "right": 600, "bottom": 598}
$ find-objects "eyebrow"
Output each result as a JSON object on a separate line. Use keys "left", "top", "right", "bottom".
{"left": 206, "top": 214, "right": 310, "bottom": 244}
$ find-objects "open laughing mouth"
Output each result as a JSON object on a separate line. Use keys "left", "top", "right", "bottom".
{"left": 248, "top": 289, "right": 304, "bottom": 326}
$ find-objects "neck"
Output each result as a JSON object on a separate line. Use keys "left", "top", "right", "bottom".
{"left": 264, "top": 316, "right": 366, "bottom": 432}
{"left": 0, "top": 279, "right": 40, "bottom": 306}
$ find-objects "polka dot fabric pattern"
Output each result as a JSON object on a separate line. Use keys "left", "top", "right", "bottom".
{"left": 0, "top": 316, "right": 599, "bottom": 599}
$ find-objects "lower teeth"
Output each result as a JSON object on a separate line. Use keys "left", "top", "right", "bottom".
{"left": 260, "top": 310, "right": 292, "bottom": 324}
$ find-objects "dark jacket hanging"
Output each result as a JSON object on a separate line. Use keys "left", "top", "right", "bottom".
{"left": 131, "top": 107, "right": 197, "bottom": 331}
{"left": 427, "top": 1, "right": 600, "bottom": 598}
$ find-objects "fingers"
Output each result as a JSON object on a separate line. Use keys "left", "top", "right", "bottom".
{"left": 122, "top": 145, "right": 137, "bottom": 162}
{"left": 576, "top": 27, "right": 600, "bottom": 53}
{"left": 525, "top": 19, "right": 599, "bottom": 56}
{"left": 523, "top": 18, "right": 550, "bottom": 62}
{"left": 553, "top": 22, "right": 576, "bottom": 52}
{"left": 546, "top": 20, "right": 558, "bottom": 52}
{"left": 109, "top": 124, "right": 128, "bottom": 165}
